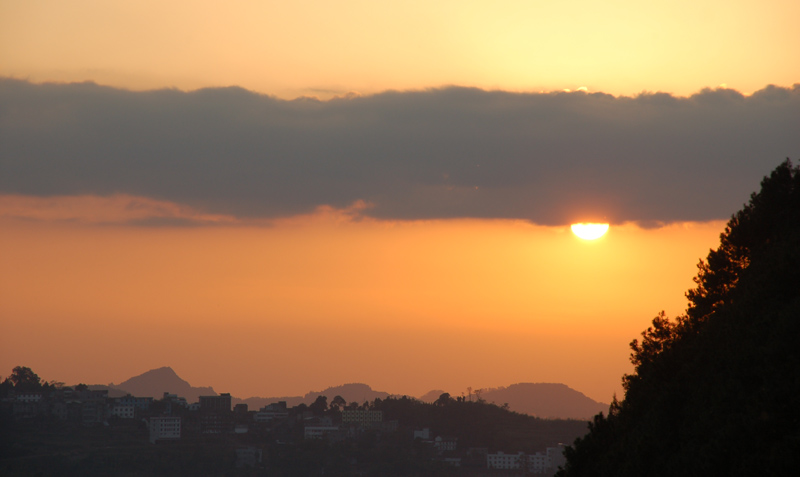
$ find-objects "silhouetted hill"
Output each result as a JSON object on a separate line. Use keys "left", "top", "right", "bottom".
{"left": 103, "top": 368, "right": 604, "bottom": 419}
{"left": 418, "top": 389, "right": 448, "bottom": 403}
{"left": 304, "top": 383, "right": 391, "bottom": 403}
{"left": 112, "top": 367, "right": 217, "bottom": 403}
{"left": 484, "top": 383, "right": 608, "bottom": 419}
{"left": 419, "top": 384, "right": 608, "bottom": 420}
{"left": 86, "top": 384, "right": 129, "bottom": 398}
{"left": 233, "top": 394, "right": 306, "bottom": 409}
{"left": 376, "top": 395, "right": 591, "bottom": 453}
{"left": 233, "top": 383, "right": 391, "bottom": 409}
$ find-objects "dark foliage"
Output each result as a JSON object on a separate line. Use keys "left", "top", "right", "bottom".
{"left": 374, "top": 395, "right": 587, "bottom": 452}
{"left": 558, "top": 159, "right": 800, "bottom": 476}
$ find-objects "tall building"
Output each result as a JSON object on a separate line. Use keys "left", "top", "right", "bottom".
{"left": 199, "top": 393, "right": 232, "bottom": 433}
{"left": 199, "top": 393, "right": 231, "bottom": 413}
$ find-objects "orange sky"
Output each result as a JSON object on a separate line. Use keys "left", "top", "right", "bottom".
{"left": 1, "top": 0, "right": 796, "bottom": 405}
{"left": 0, "top": 196, "right": 725, "bottom": 402}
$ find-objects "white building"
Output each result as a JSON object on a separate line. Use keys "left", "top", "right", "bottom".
{"left": 487, "top": 451, "right": 524, "bottom": 470}
{"left": 547, "top": 444, "right": 567, "bottom": 472}
{"left": 527, "top": 444, "right": 567, "bottom": 475}
{"left": 149, "top": 416, "right": 181, "bottom": 444}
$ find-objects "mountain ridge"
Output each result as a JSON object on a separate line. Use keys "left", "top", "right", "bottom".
{"left": 90, "top": 366, "right": 608, "bottom": 420}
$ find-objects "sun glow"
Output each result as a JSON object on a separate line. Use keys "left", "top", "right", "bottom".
{"left": 571, "top": 223, "right": 610, "bottom": 240}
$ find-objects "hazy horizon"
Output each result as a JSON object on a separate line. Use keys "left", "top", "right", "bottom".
{"left": 80, "top": 364, "right": 608, "bottom": 407}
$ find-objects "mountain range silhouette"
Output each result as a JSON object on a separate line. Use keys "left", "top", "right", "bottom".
{"left": 91, "top": 366, "right": 608, "bottom": 420}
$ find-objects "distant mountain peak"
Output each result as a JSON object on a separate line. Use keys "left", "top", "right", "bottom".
{"left": 114, "top": 366, "right": 216, "bottom": 403}
{"left": 153, "top": 366, "right": 178, "bottom": 374}
{"left": 137, "top": 366, "right": 180, "bottom": 378}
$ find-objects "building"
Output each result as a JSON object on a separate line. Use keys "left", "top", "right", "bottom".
{"left": 255, "top": 401, "right": 289, "bottom": 422}
{"left": 547, "top": 444, "right": 567, "bottom": 473}
{"left": 15, "top": 392, "right": 43, "bottom": 403}
{"left": 199, "top": 393, "right": 231, "bottom": 413}
{"left": 304, "top": 426, "right": 340, "bottom": 440}
{"left": 199, "top": 393, "right": 232, "bottom": 433}
{"left": 434, "top": 435, "right": 458, "bottom": 452}
{"left": 341, "top": 409, "right": 382, "bottom": 428}
{"left": 79, "top": 389, "right": 109, "bottom": 425}
{"left": 413, "top": 428, "right": 431, "bottom": 440}
{"left": 162, "top": 392, "right": 188, "bottom": 408}
{"left": 235, "top": 447, "right": 263, "bottom": 468}
{"left": 487, "top": 451, "right": 524, "bottom": 470}
{"left": 111, "top": 403, "right": 135, "bottom": 419}
{"left": 12, "top": 393, "right": 45, "bottom": 419}
{"left": 119, "top": 395, "right": 153, "bottom": 411}
{"left": 526, "top": 444, "right": 567, "bottom": 474}
{"left": 149, "top": 416, "right": 181, "bottom": 444}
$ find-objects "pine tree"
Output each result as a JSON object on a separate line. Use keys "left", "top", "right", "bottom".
{"left": 559, "top": 159, "right": 800, "bottom": 476}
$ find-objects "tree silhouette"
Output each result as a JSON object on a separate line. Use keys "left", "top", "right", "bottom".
{"left": 559, "top": 159, "right": 800, "bottom": 476}
{"left": 330, "top": 395, "right": 346, "bottom": 411}
{"left": 309, "top": 395, "right": 328, "bottom": 416}
{"left": 434, "top": 393, "right": 452, "bottom": 406}
{"left": 8, "top": 366, "right": 43, "bottom": 392}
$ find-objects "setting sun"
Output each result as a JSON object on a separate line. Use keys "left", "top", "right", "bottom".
{"left": 571, "top": 223, "right": 610, "bottom": 240}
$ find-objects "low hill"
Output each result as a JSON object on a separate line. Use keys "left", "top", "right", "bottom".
{"left": 234, "top": 383, "right": 391, "bottom": 409}
{"left": 483, "top": 383, "right": 608, "bottom": 419}
{"left": 420, "top": 383, "right": 608, "bottom": 420}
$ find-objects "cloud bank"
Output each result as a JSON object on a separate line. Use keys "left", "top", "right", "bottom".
{"left": 1, "top": 78, "right": 798, "bottom": 225}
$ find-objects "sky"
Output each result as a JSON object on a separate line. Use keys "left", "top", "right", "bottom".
{"left": 1, "top": 0, "right": 799, "bottom": 404}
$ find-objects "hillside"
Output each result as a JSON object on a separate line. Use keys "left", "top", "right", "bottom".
{"left": 420, "top": 383, "right": 608, "bottom": 420}
{"left": 559, "top": 160, "right": 800, "bottom": 476}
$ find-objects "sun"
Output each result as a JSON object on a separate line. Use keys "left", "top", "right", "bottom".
{"left": 571, "top": 223, "right": 609, "bottom": 240}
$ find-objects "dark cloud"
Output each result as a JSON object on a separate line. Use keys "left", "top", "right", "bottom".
{"left": 1, "top": 78, "right": 798, "bottom": 225}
